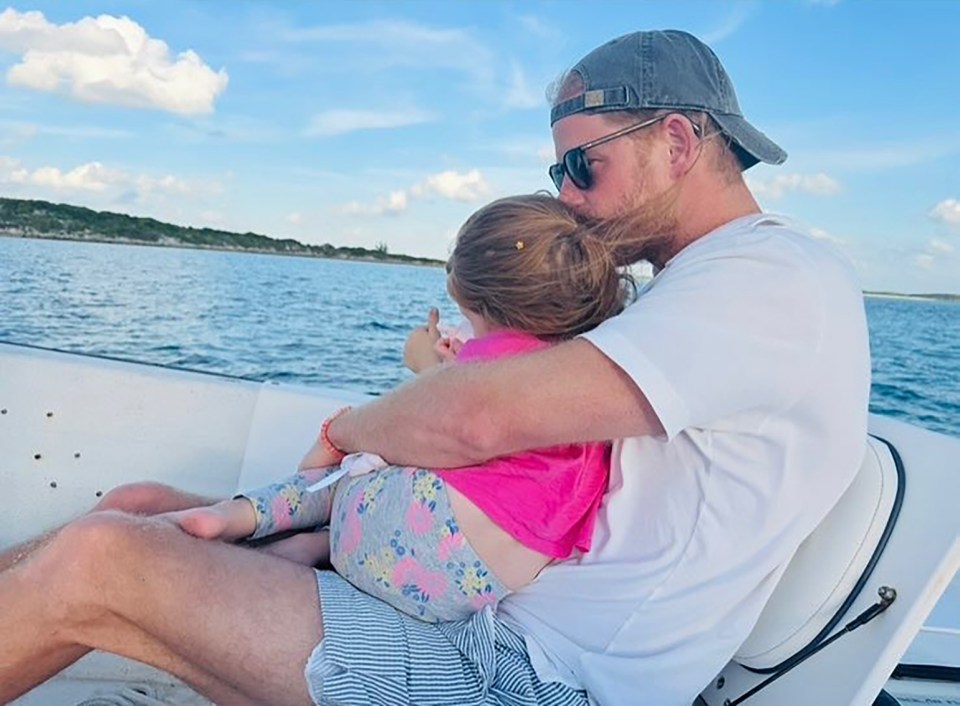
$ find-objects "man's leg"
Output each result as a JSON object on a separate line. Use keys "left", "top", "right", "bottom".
{"left": 0, "top": 481, "right": 217, "bottom": 573}
{"left": 0, "top": 510, "right": 324, "bottom": 705}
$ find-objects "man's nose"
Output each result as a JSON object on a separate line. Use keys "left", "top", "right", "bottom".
{"left": 557, "top": 177, "right": 586, "bottom": 207}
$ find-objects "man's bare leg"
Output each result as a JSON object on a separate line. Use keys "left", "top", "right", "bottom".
{"left": 0, "top": 481, "right": 217, "bottom": 573}
{"left": 0, "top": 510, "right": 323, "bottom": 704}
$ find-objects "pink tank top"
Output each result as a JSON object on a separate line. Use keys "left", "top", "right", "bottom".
{"left": 434, "top": 330, "right": 610, "bottom": 559}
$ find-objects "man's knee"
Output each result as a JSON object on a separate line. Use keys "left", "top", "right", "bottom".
{"left": 23, "top": 512, "right": 157, "bottom": 621}
{"left": 95, "top": 481, "right": 191, "bottom": 514}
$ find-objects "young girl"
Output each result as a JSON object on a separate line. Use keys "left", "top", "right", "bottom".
{"left": 169, "top": 193, "right": 635, "bottom": 622}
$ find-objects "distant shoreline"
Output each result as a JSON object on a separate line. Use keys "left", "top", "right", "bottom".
{"left": 3, "top": 226, "right": 957, "bottom": 299}
{"left": 0, "top": 196, "right": 446, "bottom": 269}
{"left": 863, "top": 291, "right": 960, "bottom": 303}
{"left": 0, "top": 230, "right": 445, "bottom": 268}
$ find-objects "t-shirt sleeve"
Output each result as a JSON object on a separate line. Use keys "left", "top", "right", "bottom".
{"left": 581, "top": 242, "right": 825, "bottom": 440}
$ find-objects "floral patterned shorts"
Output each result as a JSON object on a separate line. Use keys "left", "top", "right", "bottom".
{"left": 329, "top": 467, "right": 510, "bottom": 623}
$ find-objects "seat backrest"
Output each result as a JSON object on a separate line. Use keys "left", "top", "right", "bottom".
{"left": 734, "top": 435, "right": 903, "bottom": 671}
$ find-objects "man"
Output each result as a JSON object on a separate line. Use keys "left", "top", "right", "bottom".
{"left": 0, "top": 29, "right": 869, "bottom": 706}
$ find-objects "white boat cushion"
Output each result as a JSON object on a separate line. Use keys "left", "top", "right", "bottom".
{"left": 735, "top": 436, "right": 899, "bottom": 669}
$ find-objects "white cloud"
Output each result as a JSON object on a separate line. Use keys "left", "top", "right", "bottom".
{"left": 502, "top": 63, "right": 543, "bottom": 111}
{"left": 7, "top": 160, "right": 122, "bottom": 191}
{"left": 342, "top": 169, "right": 491, "bottom": 217}
{"left": 304, "top": 108, "right": 435, "bottom": 137}
{"left": 747, "top": 172, "right": 842, "bottom": 199}
{"left": 928, "top": 238, "right": 955, "bottom": 254}
{"left": 286, "top": 212, "right": 303, "bottom": 225}
{"left": 701, "top": 4, "right": 757, "bottom": 44}
{"left": 342, "top": 190, "right": 409, "bottom": 217}
{"left": 283, "top": 19, "right": 494, "bottom": 84}
{"left": 515, "top": 15, "right": 558, "bottom": 38}
{"left": 809, "top": 226, "right": 846, "bottom": 245}
{"left": 804, "top": 135, "right": 960, "bottom": 172}
{"left": 134, "top": 173, "right": 193, "bottom": 196}
{"left": 0, "top": 155, "right": 214, "bottom": 201}
{"left": 411, "top": 169, "right": 490, "bottom": 202}
{"left": 930, "top": 198, "right": 960, "bottom": 227}
{"left": 915, "top": 254, "right": 935, "bottom": 270}
{"left": 0, "top": 8, "right": 228, "bottom": 115}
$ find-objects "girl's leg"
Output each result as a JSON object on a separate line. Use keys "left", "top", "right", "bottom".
{"left": 239, "top": 466, "right": 340, "bottom": 540}
{"left": 329, "top": 467, "right": 510, "bottom": 623}
{"left": 256, "top": 528, "right": 331, "bottom": 567}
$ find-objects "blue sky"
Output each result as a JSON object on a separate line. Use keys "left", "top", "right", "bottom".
{"left": 0, "top": 1, "right": 958, "bottom": 294}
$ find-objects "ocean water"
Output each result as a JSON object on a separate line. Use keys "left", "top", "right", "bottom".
{"left": 2, "top": 236, "right": 958, "bottom": 438}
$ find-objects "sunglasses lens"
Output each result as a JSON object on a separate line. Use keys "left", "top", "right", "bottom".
{"left": 548, "top": 163, "right": 565, "bottom": 191}
{"left": 564, "top": 149, "right": 591, "bottom": 190}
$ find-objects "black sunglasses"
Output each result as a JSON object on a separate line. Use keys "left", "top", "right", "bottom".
{"left": 548, "top": 113, "right": 702, "bottom": 191}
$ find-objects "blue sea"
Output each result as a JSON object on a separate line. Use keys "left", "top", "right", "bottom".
{"left": 2, "top": 237, "right": 958, "bottom": 438}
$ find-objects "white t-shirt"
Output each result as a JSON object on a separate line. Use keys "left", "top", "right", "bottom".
{"left": 497, "top": 214, "right": 871, "bottom": 706}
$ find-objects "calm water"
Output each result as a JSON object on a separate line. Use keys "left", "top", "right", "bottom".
{"left": 2, "top": 237, "right": 959, "bottom": 438}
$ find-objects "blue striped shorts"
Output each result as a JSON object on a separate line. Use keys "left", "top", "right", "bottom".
{"left": 305, "top": 570, "right": 589, "bottom": 706}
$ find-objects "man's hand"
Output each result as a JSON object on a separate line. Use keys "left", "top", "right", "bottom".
{"left": 404, "top": 308, "right": 444, "bottom": 373}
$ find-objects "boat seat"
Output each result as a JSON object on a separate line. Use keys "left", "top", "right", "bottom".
{"left": 700, "top": 415, "right": 960, "bottom": 706}
{"left": 735, "top": 434, "right": 903, "bottom": 672}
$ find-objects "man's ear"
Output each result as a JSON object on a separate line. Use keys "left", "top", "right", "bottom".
{"left": 662, "top": 114, "right": 700, "bottom": 179}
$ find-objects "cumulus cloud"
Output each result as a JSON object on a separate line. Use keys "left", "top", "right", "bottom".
{"left": 0, "top": 8, "right": 228, "bottom": 115}
{"left": 341, "top": 169, "right": 491, "bottom": 216}
{"left": 0, "top": 155, "right": 210, "bottom": 200}
{"left": 5, "top": 160, "right": 122, "bottom": 191}
{"left": 410, "top": 169, "right": 490, "bottom": 202}
{"left": 928, "top": 238, "right": 955, "bottom": 254}
{"left": 809, "top": 226, "right": 846, "bottom": 245}
{"left": 304, "top": 108, "right": 435, "bottom": 137}
{"left": 342, "top": 190, "right": 409, "bottom": 217}
{"left": 747, "top": 172, "right": 841, "bottom": 199}
{"left": 930, "top": 198, "right": 960, "bottom": 227}
{"left": 515, "top": 15, "right": 559, "bottom": 39}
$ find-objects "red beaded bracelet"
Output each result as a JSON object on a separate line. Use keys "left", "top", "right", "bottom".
{"left": 320, "top": 406, "right": 352, "bottom": 461}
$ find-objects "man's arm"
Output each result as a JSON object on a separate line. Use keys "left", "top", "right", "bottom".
{"left": 327, "top": 338, "right": 663, "bottom": 468}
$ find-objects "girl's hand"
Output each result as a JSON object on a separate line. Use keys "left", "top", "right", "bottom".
{"left": 434, "top": 336, "right": 463, "bottom": 364}
{"left": 298, "top": 437, "right": 344, "bottom": 471}
{"left": 404, "top": 307, "right": 443, "bottom": 373}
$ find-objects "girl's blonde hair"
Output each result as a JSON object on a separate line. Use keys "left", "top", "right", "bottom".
{"left": 447, "top": 194, "right": 636, "bottom": 342}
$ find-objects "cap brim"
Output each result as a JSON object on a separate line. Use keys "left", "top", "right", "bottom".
{"left": 712, "top": 113, "right": 787, "bottom": 170}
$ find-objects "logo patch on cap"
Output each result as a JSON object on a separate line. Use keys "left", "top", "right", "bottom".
{"left": 583, "top": 90, "right": 606, "bottom": 109}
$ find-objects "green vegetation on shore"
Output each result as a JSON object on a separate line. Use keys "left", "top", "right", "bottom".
{"left": 0, "top": 197, "right": 445, "bottom": 266}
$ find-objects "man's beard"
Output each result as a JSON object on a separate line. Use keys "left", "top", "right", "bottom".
{"left": 596, "top": 184, "right": 682, "bottom": 268}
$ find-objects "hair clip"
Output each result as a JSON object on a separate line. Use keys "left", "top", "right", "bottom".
{"left": 515, "top": 240, "right": 525, "bottom": 250}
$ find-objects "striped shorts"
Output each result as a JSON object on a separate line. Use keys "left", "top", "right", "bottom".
{"left": 305, "top": 570, "right": 589, "bottom": 706}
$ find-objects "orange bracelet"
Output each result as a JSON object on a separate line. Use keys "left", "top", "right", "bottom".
{"left": 320, "top": 406, "right": 352, "bottom": 461}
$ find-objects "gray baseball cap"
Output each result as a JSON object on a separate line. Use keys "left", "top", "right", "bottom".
{"left": 550, "top": 29, "right": 787, "bottom": 170}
